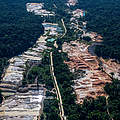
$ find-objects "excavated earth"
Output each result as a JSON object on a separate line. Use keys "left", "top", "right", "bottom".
{"left": 62, "top": 40, "right": 112, "bottom": 104}
{"left": 0, "top": 36, "right": 47, "bottom": 120}
{"left": 100, "top": 58, "right": 120, "bottom": 80}
{"left": 0, "top": 36, "right": 47, "bottom": 97}
{"left": 0, "top": 89, "right": 45, "bottom": 120}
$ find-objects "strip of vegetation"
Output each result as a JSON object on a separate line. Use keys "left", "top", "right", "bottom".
{"left": 22, "top": 51, "right": 54, "bottom": 90}
{"left": 21, "top": 50, "right": 60, "bottom": 120}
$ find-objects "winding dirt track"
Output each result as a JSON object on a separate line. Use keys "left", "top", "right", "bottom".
{"left": 61, "top": 19, "right": 67, "bottom": 38}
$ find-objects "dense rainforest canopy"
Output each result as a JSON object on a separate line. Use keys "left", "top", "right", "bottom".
{"left": 76, "top": 0, "right": 120, "bottom": 61}
{"left": 0, "top": 0, "right": 44, "bottom": 58}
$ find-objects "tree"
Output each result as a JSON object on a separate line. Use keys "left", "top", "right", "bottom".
{"left": 83, "top": 36, "right": 91, "bottom": 42}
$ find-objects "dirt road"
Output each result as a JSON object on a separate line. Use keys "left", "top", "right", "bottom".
{"left": 50, "top": 52, "right": 66, "bottom": 120}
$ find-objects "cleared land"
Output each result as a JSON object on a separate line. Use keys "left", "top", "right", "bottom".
{"left": 62, "top": 41, "right": 112, "bottom": 103}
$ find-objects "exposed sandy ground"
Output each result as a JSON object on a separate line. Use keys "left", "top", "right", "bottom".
{"left": 0, "top": 89, "right": 45, "bottom": 120}
{"left": 62, "top": 41, "right": 112, "bottom": 104}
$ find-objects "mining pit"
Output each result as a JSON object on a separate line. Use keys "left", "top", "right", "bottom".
{"left": 62, "top": 40, "right": 113, "bottom": 104}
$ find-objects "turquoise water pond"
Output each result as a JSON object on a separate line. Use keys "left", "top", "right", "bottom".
{"left": 47, "top": 38, "right": 55, "bottom": 42}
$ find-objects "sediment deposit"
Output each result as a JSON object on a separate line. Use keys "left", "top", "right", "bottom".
{"left": 63, "top": 41, "right": 112, "bottom": 103}
{"left": 0, "top": 89, "right": 45, "bottom": 120}
{"left": 0, "top": 36, "right": 47, "bottom": 97}
{"left": 0, "top": 36, "right": 47, "bottom": 119}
